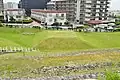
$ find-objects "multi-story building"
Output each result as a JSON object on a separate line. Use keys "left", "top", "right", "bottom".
{"left": 4, "top": 9, "right": 25, "bottom": 22}
{"left": 0, "top": 0, "right": 4, "bottom": 21}
{"left": 0, "top": 0, "right": 4, "bottom": 15}
{"left": 4, "top": 2, "right": 18, "bottom": 9}
{"left": 47, "top": 0, "right": 110, "bottom": 24}
{"left": 76, "top": 0, "right": 110, "bottom": 24}
{"left": 18, "top": 0, "right": 50, "bottom": 16}
{"left": 31, "top": 9, "right": 67, "bottom": 25}
{"left": 47, "top": 0, "right": 76, "bottom": 22}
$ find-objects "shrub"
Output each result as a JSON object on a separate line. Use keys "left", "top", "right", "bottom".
{"left": 0, "top": 21, "right": 3, "bottom": 27}
{"left": 115, "top": 22, "right": 120, "bottom": 25}
{"left": 51, "top": 22, "right": 59, "bottom": 26}
{"left": 8, "top": 19, "right": 33, "bottom": 24}
{"left": 64, "top": 22, "right": 70, "bottom": 26}
{"left": 105, "top": 71, "right": 120, "bottom": 80}
{"left": 113, "top": 28, "right": 120, "bottom": 32}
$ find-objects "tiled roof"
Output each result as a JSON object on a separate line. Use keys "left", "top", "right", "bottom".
{"left": 32, "top": 9, "right": 66, "bottom": 13}
{"left": 6, "top": 9, "right": 23, "bottom": 11}
{"left": 88, "top": 20, "right": 104, "bottom": 24}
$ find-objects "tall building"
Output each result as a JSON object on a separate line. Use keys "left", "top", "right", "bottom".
{"left": 0, "top": 0, "right": 4, "bottom": 15}
{"left": 18, "top": 0, "right": 50, "bottom": 16}
{"left": 47, "top": 0, "right": 110, "bottom": 24}
{"left": 76, "top": 0, "right": 110, "bottom": 24}
{"left": 0, "top": 0, "right": 4, "bottom": 22}
{"left": 4, "top": 2, "right": 18, "bottom": 9}
{"left": 47, "top": 0, "right": 76, "bottom": 22}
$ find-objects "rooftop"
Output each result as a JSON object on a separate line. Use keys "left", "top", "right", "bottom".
{"left": 31, "top": 9, "right": 67, "bottom": 13}
{"left": 5, "top": 9, "right": 24, "bottom": 11}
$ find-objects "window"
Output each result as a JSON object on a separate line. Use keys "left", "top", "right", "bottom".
{"left": 61, "top": 14, "right": 64, "bottom": 17}
{"left": 54, "top": 19, "right": 57, "bottom": 22}
{"left": 16, "top": 15, "right": 21, "bottom": 18}
{"left": 49, "top": 18, "right": 53, "bottom": 22}
{"left": 56, "top": 14, "right": 59, "bottom": 17}
{"left": 49, "top": 13, "right": 52, "bottom": 17}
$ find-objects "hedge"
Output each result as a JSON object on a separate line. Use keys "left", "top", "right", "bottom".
{"left": 8, "top": 19, "right": 33, "bottom": 24}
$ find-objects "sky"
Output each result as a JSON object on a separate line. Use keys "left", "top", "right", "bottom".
{"left": 3, "top": 0, "right": 120, "bottom": 10}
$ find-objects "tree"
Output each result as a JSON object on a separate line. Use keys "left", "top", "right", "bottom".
{"left": 59, "top": 23, "right": 62, "bottom": 26}
{"left": 83, "top": 24, "right": 89, "bottom": 32}
{"left": 51, "top": 22, "right": 59, "bottom": 26}
{"left": 9, "top": 16, "right": 16, "bottom": 22}
{"left": 0, "top": 21, "right": 3, "bottom": 27}
{"left": 64, "top": 22, "right": 70, "bottom": 26}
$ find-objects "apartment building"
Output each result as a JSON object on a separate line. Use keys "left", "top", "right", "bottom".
{"left": 76, "top": 0, "right": 110, "bottom": 24}
{"left": 4, "top": 2, "right": 18, "bottom": 9}
{"left": 0, "top": 0, "right": 4, "bottom": 15}
{"left": 4, "top": 9, "right": 25, "bottom": 22}
{"left": 31, "top": 9, "right": 67, "bottom": 25}
{"left": 47, "top": 0, "right": 76, "bottom": 22}
{"left": 47, "top": 0, "right": 110, "bottom": 24}
{"left": 18, "top": 0, "right": 50, "bottom": 16}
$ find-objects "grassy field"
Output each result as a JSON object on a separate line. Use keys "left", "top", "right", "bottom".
{"left": 1, "top": 27, "right": 120, "bottom": 52}
{"left": 1, "top": 27, "right": 120, "bottom": 78}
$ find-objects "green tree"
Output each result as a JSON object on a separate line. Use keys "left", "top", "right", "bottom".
{"left": 9, "top": 16, "right": 16, "bottom": 22}
{"left": 0, "top": 21, "right": 3, "bottom": 27}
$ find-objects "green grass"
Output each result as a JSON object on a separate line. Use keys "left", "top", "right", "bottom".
{"left": 1, "top": 27, "right": 120, "bottom": 52}
{"left": 1, "top": 27, "right": 120, "bottom": 77}
{"left": 0, "top": 52, "right": 120, "bottom": 77}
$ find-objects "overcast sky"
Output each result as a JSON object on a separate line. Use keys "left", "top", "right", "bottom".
{"left": 3, "top": 0, "right": 120, "bottom": 10}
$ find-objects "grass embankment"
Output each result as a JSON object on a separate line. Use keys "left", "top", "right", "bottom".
{"left": 0, "top": 52, "right": 120, "bottom": 77}
{"left": 1, "top": 27, "right": 120, "bottom": 52}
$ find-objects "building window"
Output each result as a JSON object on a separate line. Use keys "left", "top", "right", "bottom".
{"left": 61, "top": 14, "right": 64, "bottom": 17}
{"left": 49, "top": 13, "right": 52, "bottom": 17}
{"left": 49, "top": 18, "right": 53, "bottom": 22}
{"left": 16, "top": 15, "right": 21, "bottom": 18}
{"left": 54, "top": 18, "right": 57, "bottom": 22}
{"left": 56, "top": 14, "right": 59, "bottom": 17}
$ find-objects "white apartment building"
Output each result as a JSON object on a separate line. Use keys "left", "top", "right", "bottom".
{"left": 31, "top": 9, "right": 67, "bottom": 26}
{"left": 0, "top": 0, "right": 4, "bottom": 16}
{"left": 47, "top": 0, "right": 76, "bottom": 22}
{"left": 4, "top": 2, "right": 18, "bottom": 9}
{"left": 47, "top": 0, "right": 110, "bottom": 24}
{"left": 4, "top": 9, "right": 25, "bottom": 22}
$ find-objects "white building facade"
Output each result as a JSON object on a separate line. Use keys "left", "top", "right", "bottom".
{"left": 31, "top": 9, "right": 67, "bottom": 26}
{"left": 4, "top": 9, "right": 25, "bottom": 22}
{"left": 47, "top": 0, "right": 110, "bottom": 24}
{"left": 4, "top": 2, "right": 18, "bottom": 9}
{"left": 0, "top": 0, "right": 4, "bottom": 16}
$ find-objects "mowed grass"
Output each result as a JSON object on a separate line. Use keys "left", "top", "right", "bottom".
{"left": 1, "top": 27, "right": 120, "bottom": 52}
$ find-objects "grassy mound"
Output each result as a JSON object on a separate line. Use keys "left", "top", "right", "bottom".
{"left": 37, "top": 37, "right": 93, "bottom": 51}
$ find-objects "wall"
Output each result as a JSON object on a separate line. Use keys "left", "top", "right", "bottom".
{"left": 31, "top": 11, "right": 67, "bottom": 25}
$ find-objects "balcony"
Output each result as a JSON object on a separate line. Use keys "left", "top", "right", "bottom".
{"left": 85, "top": 1, "right": 92, "bottom": 4}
